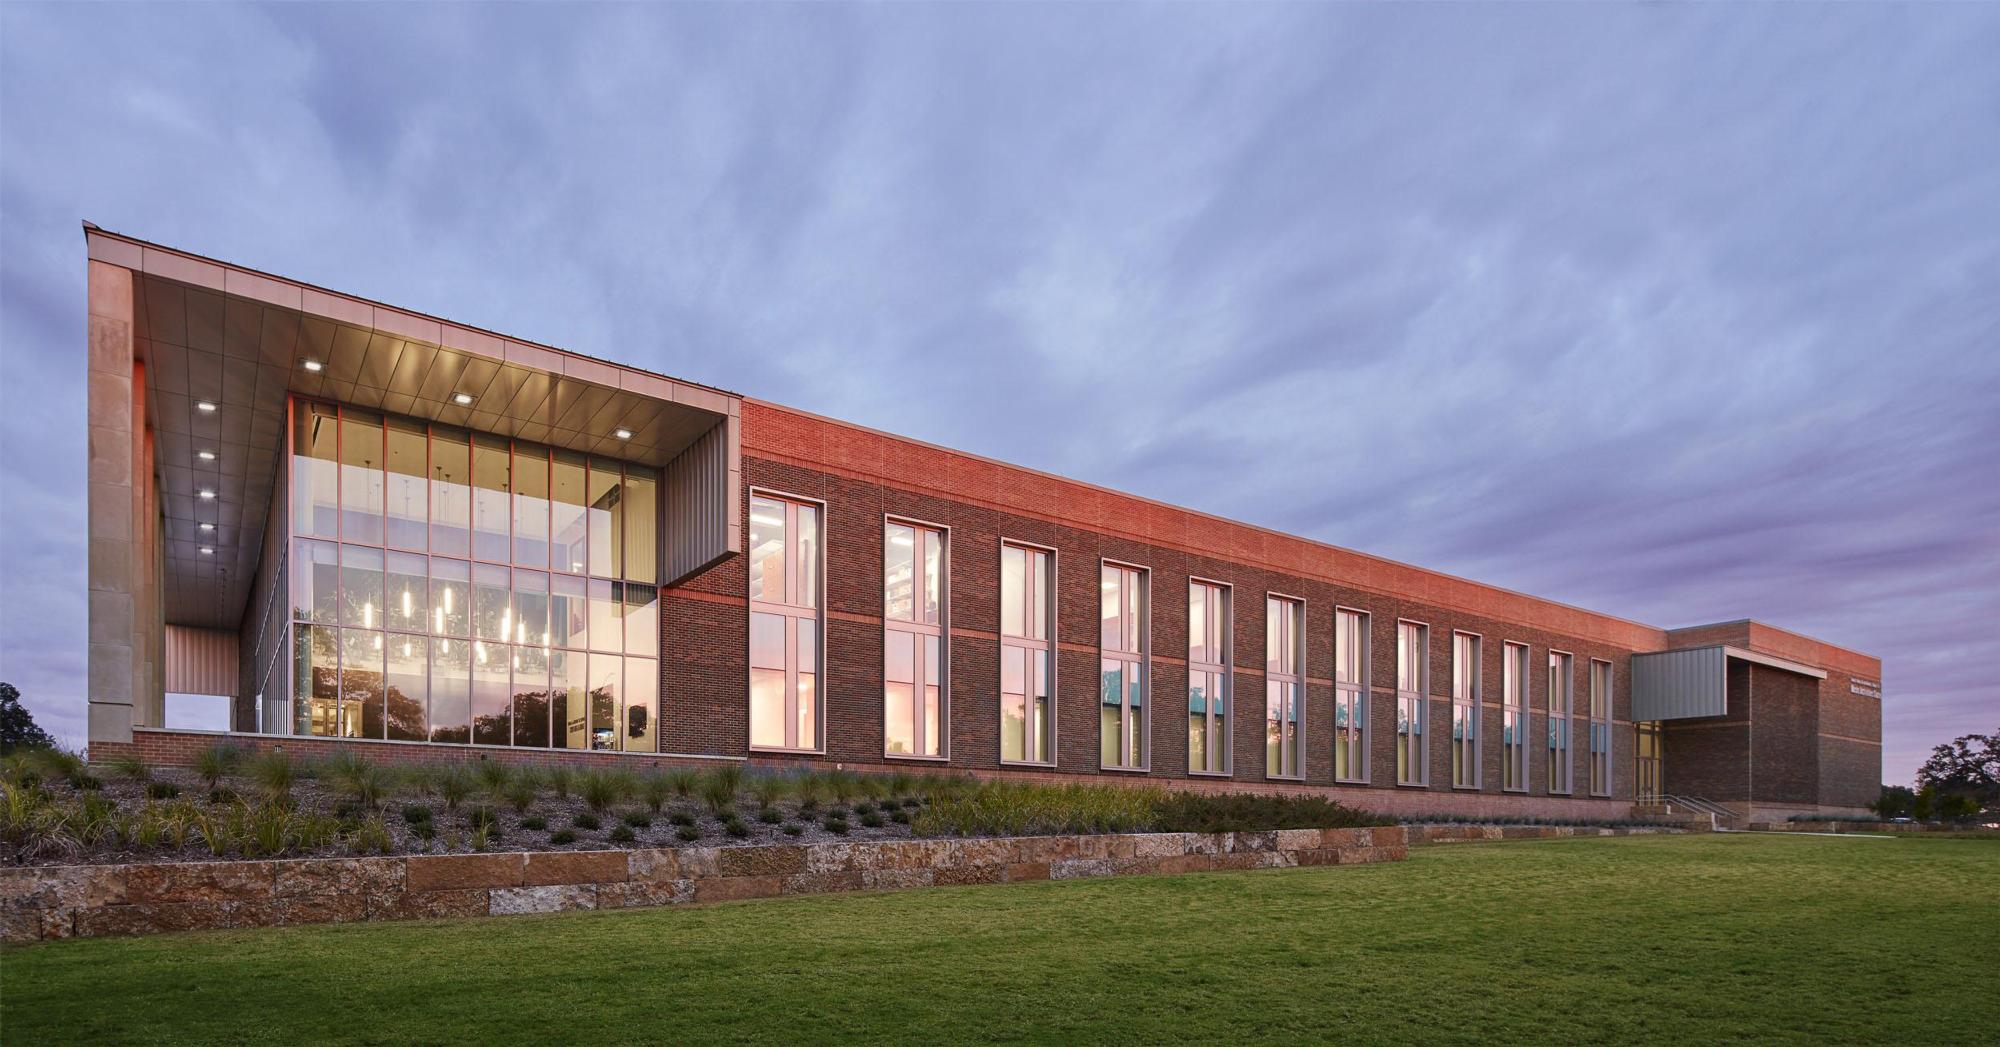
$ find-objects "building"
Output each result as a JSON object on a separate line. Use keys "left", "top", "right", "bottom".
{"left": 80, "top": 226, "right": 1884, "bottom": 823}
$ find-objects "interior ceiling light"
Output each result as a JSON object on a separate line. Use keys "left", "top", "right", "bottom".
{"left": 197, "top": 489, "right": 216, "bottom": 500}
{"left": 199, "top": 547, "right": 214, "bottom": 555}
{"left": 195, "top": 400, "right": 218, "bottom": 413}
{"left": 199, "top": 523, "right": 216, "bottom": 532}
{"left": 613, "top": 428, "right": 633, "bottom": 440}
{"left": 302, "top": 359, "right": 324, "bottom": 372}
{"left": 452, "top": 392, "right": 475, "bottom": 406}
{"left": 197, "top": 450, "right": 217, "bottom": 461}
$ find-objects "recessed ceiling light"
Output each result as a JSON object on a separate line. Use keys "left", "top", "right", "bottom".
{"left": 199, "top": 547, "right": 214, "bottom": 555}
{"left": 197, "top": 450, "right": 217, "bottom": 461}
{"left": 195, "top": 401, "right": 218, "bottom": 413}
{"left": 302, "top": 359, "right": 324, "bottom": 372}
{"left": 452, "top": 392, "right": 475, "bottom": 406}
{"left": 197, "top": 489, "right": 216, "bottom": 500}
{"left": 613, "top": 428, "right": 632, "bottom": 440}
{"left": 199, "top": 522, "right": 215, "bottom": 532}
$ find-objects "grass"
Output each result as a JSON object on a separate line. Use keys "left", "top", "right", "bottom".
{"left": 5, "top": 835, "right": 1996, "bottom": 1044}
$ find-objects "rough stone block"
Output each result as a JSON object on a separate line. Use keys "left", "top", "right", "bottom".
{"left": 695, "top": 875, "right": 783, "bottom": 903}
{"left": 490, "top": 885, "right": 597, "bottom": 915}
{"left": 1229, "top": 831, "right": 1278, "bottom": 853}
{"left": 717, "top": 845, "right": 807, "bottom": 878}
{"left": 1, "top": 910, "right": 41, "bottom": 944}
{"left": 1004, "top": 862, "right": 1050, "bottom": 882}
{"left": 628, "top": 848, "right": 686, "bottom": 882}
{"left": 370, "top": 890, "right": 488, "bottom": 921}
{"left": 781, "top": 871, "right": 865, "bottom": 895}
{"left": 933, "top": 864, "right": 1005, "bottom": 887}
{"left": 126, "top": 862, "right": 275, "bottom": 904}
{"left": 1051, "top": 859, "right": 1114, "bottom": 880}
{"left": 274, "top": 894, "right": 368, "bottom": 925}
{"left": 1274, "top": 829, "right": 1323, "bottom": 851}
{"left": 1, "top": 866, "right": 129, "bottom": 910}
{"left": 525, "top": 850, "right": 627, "bottom": 886}
{"left": 859, "top": 869, "right": 933, "bottom": 890}
{"left": 273, "top": 858, "right": 403, "bottom": 897}
{"left": 405, "top": 853, "right": 524, "bottom": 892}
{"left": 598, "top": 879, "right": 693, "bottom": 909}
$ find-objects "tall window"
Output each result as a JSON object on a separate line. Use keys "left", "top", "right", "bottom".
{"left": 1000, "top": 541, "right": 1055, "bottom": 764}
{"left": 1100, "top": 563, "right": 1148, "bottom": 770}
{"left": 1334, "top": 608, "right": 1368, "bottom": 782}
{"left": 1265, "top": 596, "right": 1304, "bottom": 779}
{"left": 749, "top": 493, "right": 821, "bottom": 752}
{"left": 1188, "top": 580, "right": 1231, "bottom": 775}
{"left": 1502, "top": 642, "right": 1529, "bottom": 791}
{"left": 1589, "top": 659, "right": 1613, "bottom": 795}
{"left": 1547, "top": 651, "right": 1574, "bottom": 793}
{"left": 1451, "top": 632, "right": 1481, "bottom": 789}
{"left": 884, "top": 520, "right": 946, "bottom": 759}
{"left": 1396, "top": 621, "right": 1429, "bottom": 785}
{"left": 286, "top": 398, "right": 657, "bottom": 751}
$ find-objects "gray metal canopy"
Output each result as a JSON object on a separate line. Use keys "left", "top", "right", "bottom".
{"left": 1630, "top": 645, "right": 1827, "bottom": 721}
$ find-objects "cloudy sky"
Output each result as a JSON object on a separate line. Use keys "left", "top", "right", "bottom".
{"left": 2, "top": 4, "right": 1993, "bottom": 782}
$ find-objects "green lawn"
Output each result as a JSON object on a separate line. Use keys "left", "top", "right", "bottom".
{"left": 6, "top": 835, "right": 1995, "bottom": 1045}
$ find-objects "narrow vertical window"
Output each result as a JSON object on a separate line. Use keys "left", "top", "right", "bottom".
{"left": 1188, "top": 581, "right": 1231, "bottom": 775}
{"left": 384, "top": 416, "right": 428, "bottom": 551}
{"left": 1265, "top": 595, "right": 1304, "bottom": 779}
{"left": 511, "top": 443, "right": 551, "bottom": 569}
{"left": 339, "top": 408, "right": 386, "bottom": 546}
{"left": 1451, "top": 633, "right": 1481, "bottom": 788}
{"left": 1636, "top": 721, "right": 1662, "bottom": 805}
{"left": 1502, "top": 642, "right": 1529, "bottom": 791}
{"left": 999, "top": 541, "right": 1055, "bottom": 764}
{"left": 1589, "top": 659, "right": 1613, "bottom": 795}
{"left": 1335, "top": 609, "right": 1369, "bottom": 782}
{"left": 292, "top": 401, "right": 340, "bottom": 539}
{"left": 1100, "top": 563, "right": 1148, "bottom": 770}
{"left": 1396, "top": 621, "right": 1429, "bottom": 785}
{"left": 748, "top": 494, "right": 823, "bottom": 751}
{"left": 885, "top": 520, "right": 947, "bottom": 759}
{"left": 1547, "top": 651, "right": 1574, "bottom": 793}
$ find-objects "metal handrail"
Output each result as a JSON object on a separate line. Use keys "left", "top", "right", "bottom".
{"left": 1662, "top": 794, "right": 1739, "bottom": 828}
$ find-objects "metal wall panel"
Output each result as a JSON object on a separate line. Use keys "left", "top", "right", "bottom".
{"left": 661, "top": 417, "right": 738, "bottom": 586}
{"left": 1632, "top": 645, "right": 1728, "bottom": 721}
{"left": 164, "top": 625, "right": 240, "bottom": 697}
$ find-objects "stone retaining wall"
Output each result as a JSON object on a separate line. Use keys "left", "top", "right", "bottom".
{"left": 1408, "top": 824, "right": 1686, "bottom": 844}
{"left": 1744, "top": 821, "right": 1996, "bottom": 835}
{"left": 1, "top": 826, "right": 1409, "bottom": 944}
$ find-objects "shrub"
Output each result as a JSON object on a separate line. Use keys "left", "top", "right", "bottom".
{"left": 470, "top": 823, "right": 498, "bottom": 851}
{"left": 609, "top": 825, "right": 637, "bottom": 844}
{"left": 781, "top": 823, "right": 804, "bottom": 837}
{"left": 192, "top": 743, "right": 243, "bottom": 791}
{"left": 854, "top": 800, "right": 876, "bottom": 816}
{"left": 757, "top": 808, "right": 782, "bottom": 825}
{"left": 668, "top": 811, "right": 695, "bottom": 827}
{"left": 664, "top": 768, "right": 698, "bottom": 800}
{"left": 579, "top": 769, "right": 633, "bottom": 813}
{"left": 549, "top": 829, "right": 578, "bottom": 845}
{"left": 622, "top": 811, "right": 652, "bottom": 829}
{"left": 675, "top": 825, "right": 700, "bottom": 842}
{"left": 746, "top": 773, "right": 790, "bottom": 811}
{"left": 859, "top": 812, "right": 885, "bottom": 828}
{"left": 822, "top": 816, "right": 850, "bottom": 835}
{"left": 910, "top": 781, "right": 1159, "bottom": 838}
{"left": 697, "top": 766, "right": 742, "bottom": 815}
{"left": 466, "top": 806, "right": 499, "bottom": 832}
{"left": 890, "top": 809, "right": 910, "bottom": 825}
{"left": 107, "top": 753, "right": 151, "bottom": 782}
{"left": 638, "top": 771, "right": 672, "bottom": 813}
{"left": 503, "top": 779, "right": 539, "bottom": 814}
{"left": 246, "top": 751, "right": 295, "bottom": 802}
{"left": 826, "top": 770, "right": 860, "bottom": 804}
{"left": 519, "top": 815, "right": 547, "bottom": 831}
{"left": 410, "top": 821, "right": 436, "bottom": 841}
{"left": 145, "top": 782, "right": 180, "bottom": 800}
{"left": 72, "top": 774, "right": 104, "bottom": 792}
{"left": 437, "top": 764, "right": 475, "bottom": 811}
{"left": 545, "top": 764, "right": 574, "bottom": 799}
{"left": 573, "top": 812, "right": 601, "bottom": 831}
{"left": 723, "top": 817, "right": 749, "bottom": 839}
{"left": 475, "top": 759, "right": 513, "bottom": 794}
{"left": 1151, "top": 792, "right": 1391, "bottom": 834}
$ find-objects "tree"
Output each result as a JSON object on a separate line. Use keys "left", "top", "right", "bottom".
{"left": 0, "top": 682, "right": 56, "bottom": 751}
{"left": 1872, "top": 785, "right": 1915, "bottom": 819}
{"left": 1914, "top": 729, "right": 1999, "bottom": 813}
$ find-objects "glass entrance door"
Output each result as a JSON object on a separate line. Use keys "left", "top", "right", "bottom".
{"left": 1636, "top": 721, "right": 1663, "bottom": 805}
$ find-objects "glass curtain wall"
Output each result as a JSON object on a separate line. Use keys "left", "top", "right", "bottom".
{"left": 287, "top": 398, "right": 659, "bottom": 751}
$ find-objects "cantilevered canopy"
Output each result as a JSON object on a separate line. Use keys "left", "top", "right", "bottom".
{"left": 1631, "top": 645, "right": 1827, "bottom": 721}
{"left": 94, "top": 230, "right": 741, "bottom": 632}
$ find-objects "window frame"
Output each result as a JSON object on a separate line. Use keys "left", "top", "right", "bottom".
{"left": 1588, "top": 657, "right": 1613, "bottom": 796}
{"left": 1450, "top": 630, "right": 1482, "bottom": 790}
{"left": 882, "top": 514, "right": 952, "bottom": 762}
{"left": 1333, "top": 605, "right": 1371, "bottom": 784}
{"left": 1098, "top": 558, "right": 1151, "bottom": 773}
{"left": 1263, "top": 592, "right": 1307, "bottom": 781}
{"left": 997, "top": 537, "right": 1060, "bottom": 768}
{"left": 746, "top": 487, "right": 828, "bottom": 755}
{"left": 1395, "top": 618, "right": 1431, "bottom": 787}
{"left": 1187, "top": 576, "right": 1234, "bottom": 778}
{"left": 1547, "top": 648, "right": 1575, "bottom": 794}
{"left": 1501, "top": 640, "right": 1531, "bottom": 793}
